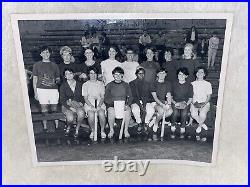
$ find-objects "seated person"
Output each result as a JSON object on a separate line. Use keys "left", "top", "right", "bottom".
{"left": 171, "top": 67, "right": 193, "bottom": 137}
{"left": 129, "top": 67, "right": 155, "bottom": 133}
{"left": 104, "top": 67, "right": 133, "bottom": 139}
{"left": 151, "top": 68, "right": 173, "bottom": 135}
{"left": 60, "top": 68, "right": 85, "bottom": 137}
{"left": 190, "top": 66, "right": 212, "bottom": 134}
{"left": 82, "top": 67, "right": 106, "bottom": 139}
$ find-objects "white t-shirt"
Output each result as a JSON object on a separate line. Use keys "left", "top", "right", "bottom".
{"left": 191, "top": 80, "right": 212, "bottom": 103}
{"left": 82, "top": 80, "right": 105, "bottom": 104}
{"left": 101, "top": 59, "right": 122, "bottom": 85}
{"left": 121, "top": 61, "right": 140, "bottom": 83}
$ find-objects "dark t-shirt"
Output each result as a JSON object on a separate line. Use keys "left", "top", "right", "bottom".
{"left": 162, "top": 61, "right": 177, "bottom": 83}
{"left": 171, "top": 81, "right": 193, "bottom": 102}
{"left": 150, "top": 80, "right": 172, "bottom": 103}
{"left": 75, "top": 61, "right": 102, "bottom": 75}
{"left": 32, "top": 61, "right": 60, "bottom": 89}
{"left": 177, "top": 59, "right": 198, "bottom": 82}
{"left": 140, "top": 61, "right": 160, "bottom": 84}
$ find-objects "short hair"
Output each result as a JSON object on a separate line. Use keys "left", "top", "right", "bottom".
{"left": 143, "top": 47, "right": 155, "bottom": 55}
{"left": 63, "top": 68, "right": 75, "bottom": 75}
{"left": 184, "top": 43, "right": 194, "bottom": 51}
{"left": 87, "top": 66, "right": 98, "bottom": 75}
{"left": 108, "top": 45, "right": 119, "bottom": 53}
{"left": 40, "top": 46, "right": 52, "bottom": 53}
{"left": 60, "top": 46, "right": 72, "bottom": 56}
{"left": 194, "top": 66, "right": 208, "bottom": 79}
{"left": 156, "top": 67, "right": 168, "bottom": 74}
{"left": 177, "top": 67, "right": 189, "bottom": 76}
{"left": 112, "top": 66, "right": 124, "bottom": 75}
{"left": 135, "top": 67, "right": 145, "bottom": 75}
{"left": 165, "top": 47, "right": 173, "bottom": 55}
{"left": 125, "top": 47, "right": 134, "bottom": 53}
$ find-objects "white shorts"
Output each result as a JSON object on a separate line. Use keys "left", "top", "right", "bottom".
{"left": 37, "top": 88, "right": 59, "bottom": 105}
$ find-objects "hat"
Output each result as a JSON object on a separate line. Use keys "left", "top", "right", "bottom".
{"left": 60, "top": 46, "right": 72, "bottom": 56}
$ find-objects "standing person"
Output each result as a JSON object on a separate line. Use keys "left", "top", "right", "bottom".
{"left": 32, "top": 46, "right": 60, "bottom": 132}
{"left": 101, "top": 46, "right": 122, "bottom": 86}
{"left": 77, "top": 48, "right": 102, "bottom": 83}
{"left": 197, "top": 37, "right": 208, "bottom": 63}
{"left": 177, "top": 43, "right": 198, "bottom": 82}
{"left": 121, "top": 47, "right": 140, "bottom": 83}
{"left": 161, "top": 48, "right": 177, "bottom": 83}
{"left": 185, "top": 26, "right": 199, "bottom": 45}
{"left": 58, "top": 46, "right": 77, "bottom": 83}
{"left": 190, "top": 67, "right": 212, "bottom": 134}
{"left": 80, "top": 31, "right": 92, "bottom": 49}
{"left": 150, "top": 68, "right": 173, "bottom": 140}
{"left": 138, "top": 29, "right": 152, "bottom": 62}
{"left": 171, "top": 67, "right": 193, "bottom": 138}
{"left": 99, "top": 32, "right": 110, "bottom": 60}
{"left": 140, "top": 48, "right": 161, "bottom": 85}
{"left": 60, "top": 68, "right": 85, "bottom": 138}
{"left": 129, "top": 67, "right": 155, "bottom": 133}
{"left": 104, "top": 67, "right": 133, "bottom": 139}
{"left": 82, "top": 67, "right": 107, "bottom": 139}
{"left": 208, "top": 31, "right": 220, "bottom": 69}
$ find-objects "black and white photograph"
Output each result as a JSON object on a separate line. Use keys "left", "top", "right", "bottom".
{"left": 11, "top": 13, "right": 233, "bottom": 166}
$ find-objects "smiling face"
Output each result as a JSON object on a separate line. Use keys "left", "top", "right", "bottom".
{"left": 146, "top": 49, "right": 154, "bottom": 61}
{"left": 62, "top": 52, "right": 71, "bottom": 64}
{"left": 40, "top": 49, "right": 50, "bottom": 61}
{"left": 157, "top": 71, "right": 167, "bottom": 81}
{"left": 136, "top": 70, "right": 145, "bottom": 80}
{"left": 113, "top": 72, "right": 123, "bottom": 83}
{"left": 164, "top": 51, "right": 172, "bottom": 61}
{"left": 84, "top": 49, "right": 94, "bottom": 60}
{"left": 178, "top": 71, "right": 188, "bottom": 82}
{"left": 108, "top": 47, "right": 117, "bottom": 59}
{"left": 196, "top": 69, "right": 205, "bottom": 80}
{"left": 89, "top": 70, "right": 97, "bottom": 81}
{"left": 64, "top": 70, "right": 74, "bottom": 80}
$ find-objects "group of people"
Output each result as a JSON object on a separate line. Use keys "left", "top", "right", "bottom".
{"left": 31, "top": 38, "right": 213, "bottom": 141}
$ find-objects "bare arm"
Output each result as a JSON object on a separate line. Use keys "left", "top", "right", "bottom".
{"left": 151, "top": 92, "right": 165, "bottom": 107}
{"left": 33, "top": 76, "right": 38, "bottom": 100}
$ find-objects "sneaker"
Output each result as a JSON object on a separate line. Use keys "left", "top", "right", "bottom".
{"left": 73, "top": 131, "right": 79, "bottom": 138}
{"left": 101, "top": 132, "right": 106, "bottom": 139}
{"left": 201, "top": 137, "right": 207, "bottom": 142}
{"left": 180, "top": 134, "right": 185, "bottom": 139}
{"left": 64, "top": 128, "right": 70, "bottom": 136}
{"left": 153, "top": 134, "right": 158, "bottom": 141}
{"left": 196, "top": 136, "right": 201, "bottom": 141}
{"left": 124, "top": 131, "right": 130, "bottom": 138}
{"left": 171, "top": 126, "right": 176, "bottom": 133}
{"left": 180, "top": 127, "right": 185, "bottom": 134}
{"left": 153, "top": 124, "right": 158, "bottom": 133}
{"left": 108, "top": 130, "right": 114, "bottom": 139}
{"left": 196, "top": 126, "right": 202, "bottom": 134}
{"left": 202, "top": 124, "right": 208, "bottom": 131}
{"left": 170, "top": 134, "right": 176, "bottom": 139}
{"left": 89, "top": 132, "right": 94, "bottom": 139}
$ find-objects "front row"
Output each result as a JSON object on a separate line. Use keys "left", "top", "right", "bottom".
{"left": 56, "top": 65, "right": 212, "bottom": 140}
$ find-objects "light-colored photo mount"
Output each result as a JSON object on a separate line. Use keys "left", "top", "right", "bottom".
{"left": 11, "top": 13, "right": 233, "bottom": 167}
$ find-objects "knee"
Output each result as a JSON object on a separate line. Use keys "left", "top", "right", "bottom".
{"left": 76, "top": 108, "right": 85, "bottom": 118}
{"left": 66, "top": 113, "right": 74, "bottom": 123}
{"left": 131, "top": 105, "right": 140, "bottom": 115}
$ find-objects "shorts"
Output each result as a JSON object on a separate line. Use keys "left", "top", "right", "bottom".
{"left": 37, "top": 88, "right": 59, "bottom": 105}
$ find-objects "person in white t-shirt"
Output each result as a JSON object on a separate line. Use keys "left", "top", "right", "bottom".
{"left": 101, "top": 46, "right": 122, "bottom": 85}
{"left": 190, "top": 67, "right": 212, "bottom": 134}
{"left": 121, "top": 48, "right": 140, "bottom": 83}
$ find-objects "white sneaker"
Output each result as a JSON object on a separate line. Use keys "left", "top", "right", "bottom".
{"left": 202, "top": 124, "right": 208, "bottom": 131}
{"left": 148, "top": 117, "right": 156, "bottom": 128}
{"left": 101, "top": 132, "right": 106, "bottom": 139}
{"left": 153, "top": 124, "right": 158, "bottom": 132}
{"left": 108, "top": 130, "right": 114, "bottom": 139}
{"left": 201, "top": 137, "right": 207, "bottom": 142}
{"left": 180, "top": 134, "right": 185, "bottom": 139}
{"left": 196, "top": 136, "right": 201, "bottom": 141}
{"left": 170, "top": 135, "right": 176, "bottom": 139}
{"left": 180, "top": 127, "right": 185, "bottom": 134}
{"left": 196, "top": 126, "right": 202, "bottom": 133}
{"left": 124, "top": 131, "right": 130, "bottom": 138}
{"left": 171, "top": 126, "right": 176, "bottom": 133}
{"left": 89, "top": 132, "right": 94, "bottom": 139}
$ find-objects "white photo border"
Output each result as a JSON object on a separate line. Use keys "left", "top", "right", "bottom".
{"left": 11, "top": 13, "right": 233, "bottom": 167}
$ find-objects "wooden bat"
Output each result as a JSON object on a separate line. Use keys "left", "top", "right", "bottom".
{"left": 94, "top": 99, "right": 98, "bottom": 141}
{"left": 119, "top": 96, "right": 129, "bottom": 140}
{"left": 160, "top": 111, "right": 166, "bottom": 138}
